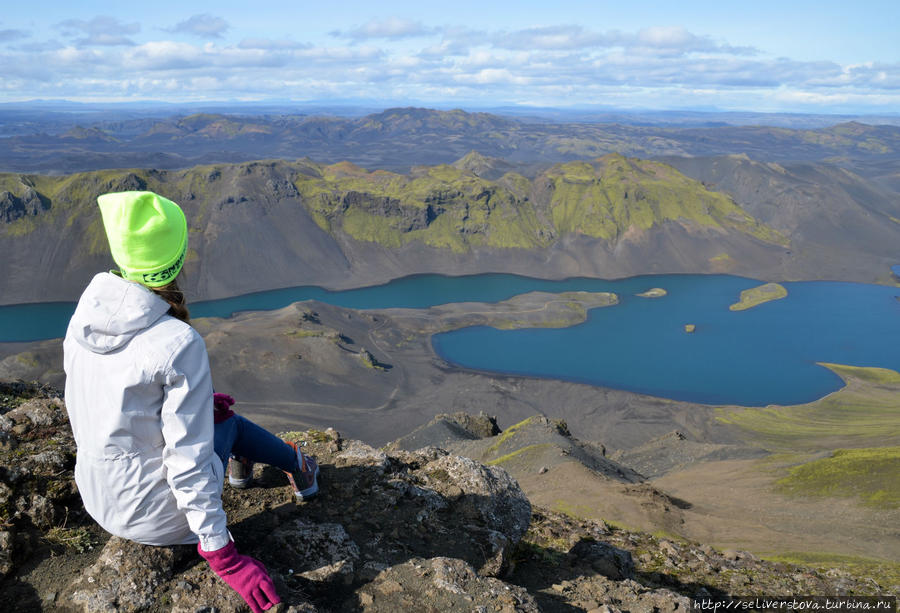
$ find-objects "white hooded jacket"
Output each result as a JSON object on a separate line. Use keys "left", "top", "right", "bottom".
{"left": 63, "top": 272, "right": 229, "bottom": 551}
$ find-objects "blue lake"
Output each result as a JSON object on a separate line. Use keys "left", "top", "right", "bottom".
{"left": 2, "top": 273, "right": 899, "bottom": 407}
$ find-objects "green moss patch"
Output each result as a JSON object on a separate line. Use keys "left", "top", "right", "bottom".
{"left": 763, "top": 552, "right": 900, "bottom": 587}
{"left": 729, "top": 282, "right": 788, "bottom": 311}
{"left": 776, "top": 447, "right": 900, "bottom": 509}
{"left": 821, "top": 362, "right": 900, "bottom": 385}
{"left": 486, "top": 416, "right": 537, "bottom": 454}
{"left": 487, "top": 443, "right": 554, "bottom": 466}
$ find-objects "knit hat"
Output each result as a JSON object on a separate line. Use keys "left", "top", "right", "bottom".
{"left": 97, "top": 191, "right": 188, "bottom": 288}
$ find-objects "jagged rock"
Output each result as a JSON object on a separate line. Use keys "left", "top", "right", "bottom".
{"left": 545, "top": 574, "right": 692, "bottom": 613}
{"left": 403, "top": 448, "right": 532, "bottom": 576}
{"left": 107, "top": 173, "right": 147, "bottom": 193}
{"left": 267, "top": 518, "right": 360, "bottom": 588}
{"left": 168, "top": 565, "right": 321, "bottom": 613}
{"left": 411, "top": 451, "right": 531, "bottom": 538}
{"left": 337, "top": 192, "right": 443, "bottom": 232}
{"left": 356, "top": 556, "right": 539, "bottom": 612}
{"left": 0, "top": 482, "right": 11, "bottom": 508}
{"left": 0, "top": 191, "right": 24, "bottom": 223}
{"left": 0, "top": 188, "right": 49, "bottom": 223}
{"left": 265, "top": 176, "right": 301, "bottom": 199}
{"left": 388, "top": 411, "right": 500, "bottom": 451}
{"left": 0, "top": 531, "right": 12, "bottom": 577}
{"left": 17, "top": 493, "right": 60, "bottom": 530}
{"left": 568, "top": 539, "right": 635, "bottom": 580}
{"left": 21, "top": 187, "right": 48, "bottom": 216}
{"left": 2, "top": 397, "right": 67, "bottom": 429}
{"left": 66, "top": 536, "right": 190, "bottom": 612}
{"left": 333, "top": 439, "right": 389, "bottom": 473}
{"left": 0, "top": 430, "right": 17, "bottom": 451}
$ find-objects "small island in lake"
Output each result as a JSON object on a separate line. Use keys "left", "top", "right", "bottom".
{"left": 729, "top": 282, "right": 788, "bottom": 311}
{"left": 637, "top": 288, "right": 667, "bottom": 298}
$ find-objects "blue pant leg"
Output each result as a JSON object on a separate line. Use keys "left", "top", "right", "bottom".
{"left": 213, "top": 416, "right": 239, "bottom": 469}
{"left": 227, "top": 414, "right": 298, "bottom": 472}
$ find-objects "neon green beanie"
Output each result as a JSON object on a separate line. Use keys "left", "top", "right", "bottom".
{"left": 97, "top": 191, "right": 188, "bottom": 288}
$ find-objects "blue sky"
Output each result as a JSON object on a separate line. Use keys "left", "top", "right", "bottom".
{"left": 1, "top": 1, "right": 897, "bottom": 113}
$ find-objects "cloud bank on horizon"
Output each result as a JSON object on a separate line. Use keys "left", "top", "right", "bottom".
{"left": 0, "top": 2, "right": 897, "bottom": 114}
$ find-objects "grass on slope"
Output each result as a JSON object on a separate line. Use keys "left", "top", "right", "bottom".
{"left": 717, "top": 364, "right": 900, "bottom": 452}
{"left": 291, "top": 153, "right": 786, "bottom": 252}
{"left": 486, "top": 416, "right": 539, "bottom": 454}
{"left": 2, "top": 155, "right": 786, "bottom": 259}
{"left": 294, "top": 161, "right": 550, "bottom": 252}
{"left": 718, "top": 363, "right": 900, "bottom": 509}
{"left": 763, "top": 552, "right": 900, "bottom": 591}
{"left": 543, "top": 154, "right": 787, "bottom": 245}
{"left": 775, "top": 447, "right": 900, "bottom": 509}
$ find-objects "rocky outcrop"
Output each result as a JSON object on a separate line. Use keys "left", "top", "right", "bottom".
{"left": 0, "top": 187, "right": 49, "bottom": 223}
{"left": 0, "top": 394, "right": 77, "bottom": 537}
{"left": 389, "top": 412, "right": 501, "bottom": 451}
{"left": 0, "top": 383, "right": 895, "bottom": 611}
{"left": 334, "top": 191, "right": 444, "bottom": 232}
{"left": 358, "top": 557, "right": 539, "bottom": 612}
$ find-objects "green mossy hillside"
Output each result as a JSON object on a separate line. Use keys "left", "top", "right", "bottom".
{"left": 292, "top": 153, "right": 786, "bottom": 252}
{"left": 2, "top": 154, "right": 785, "bottom": 257}
{"left": 0, "top": 160, "right": 300, "bottom": 243}
{"left": 540, "top": 155, "right": 784, "bottom": 244}
{"left": 776, "top": 447, "right": 900, "bottom": 509}
{"left": 293, "top": 160, "right": 550, "bottom": 252}
{"left": 718, "top": 364, "right": 900, "bottom": 510}
{"left": 717, "top": 364, "right": 900, "bottom": 452}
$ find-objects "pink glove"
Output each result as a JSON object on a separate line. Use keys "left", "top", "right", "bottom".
{"left": 213, "top": 392, "right": 235, "bottom": 411}
{"left": 198, "top": 541, "right": 280, "bottom": 613}
{"left": 213, "top": 392, "right": 236, "bottom": 423}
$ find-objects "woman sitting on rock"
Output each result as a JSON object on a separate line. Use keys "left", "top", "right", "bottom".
{"left": 63, "top": 191, "right": 320, "bottom": 613}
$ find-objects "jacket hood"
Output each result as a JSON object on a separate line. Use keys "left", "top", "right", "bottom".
{"left": 68, "top": 272, "right": 171, "bottom": 354}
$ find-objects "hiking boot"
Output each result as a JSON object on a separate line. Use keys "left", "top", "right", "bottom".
{"left": 228, "top": 456, "right": 254, "bottom": 489}
{"left": 284, "top": 442, "right": 320, "bottom": 500}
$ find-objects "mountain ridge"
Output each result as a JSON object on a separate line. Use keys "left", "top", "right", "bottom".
{"left": 0, "top": 154, "right": 800, "bottom": 306}
{"left": 3, "top": 151, "right": 898, "bottom": 307}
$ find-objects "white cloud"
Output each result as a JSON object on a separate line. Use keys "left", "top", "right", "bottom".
{"left": 0, "top": 20, "right": 894, "bottom": 112}
{"left": 454, "top": 68, "right": 531, "bottom": 85}
{"left": 125, "top": 41, "right": 206, "bottom": 71}
{"left": 170, "top": 14, "right": 230, "bottom": 39}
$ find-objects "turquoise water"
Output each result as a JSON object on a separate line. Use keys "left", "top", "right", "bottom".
{"left": 2, "top": 273, "right": 899, "bottom": 406}
{"left": 433, "top": 276, "right": 900, "bottom": 406}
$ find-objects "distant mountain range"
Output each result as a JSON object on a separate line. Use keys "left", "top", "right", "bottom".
{"left": 2, "top": 107, "right": 900, "bottom": 175}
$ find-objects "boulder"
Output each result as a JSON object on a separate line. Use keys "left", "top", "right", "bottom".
{"left": 67, "top": 537, "right": 190, "bottom": 612}
{"left": 568, "top": 539, "right": 636, "bottom": 580}
{"left": 356, "top": 556, "right": 539, "bottom": 612}
{"left": 267, "top": 518, "right": 360, "bottom": 589}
